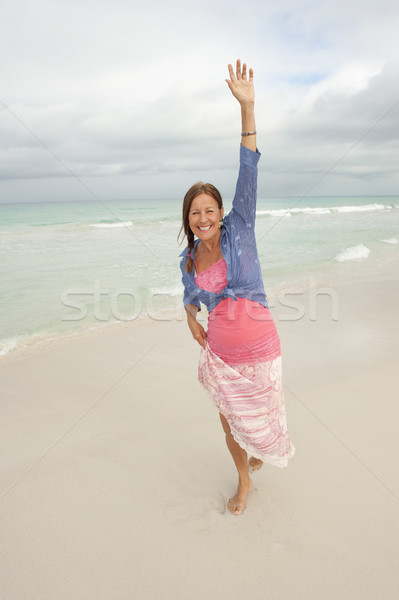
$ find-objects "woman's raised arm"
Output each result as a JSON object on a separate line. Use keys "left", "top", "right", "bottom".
{"left": 225, "top": 59, "right": 256, "bottom": 152}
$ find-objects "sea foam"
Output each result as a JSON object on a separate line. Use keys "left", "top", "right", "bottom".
{"left": 90, "top": 221, "right": 133, "bottom": 228}
{"left": 0, "top": 338, "right": 18, "bottom": 357}
{"left": 333, "top": 203, "right": 385, "bottom": 213}
{"left": 149, "top": 285, "right": 183, "bottom": 297}
{"left": 335, "top": 244, "right": 371, "bottom": 262}
{"left": 381, "top": 237, "right": 398, "bottom": 244}
{"left": 256, "top": 203, "right": 387, "bottom": 217}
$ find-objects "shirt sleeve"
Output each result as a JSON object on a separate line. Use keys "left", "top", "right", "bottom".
{"left": 230, "top": 145, "right": 261, "bottom": 226}
{"left": 183, "top": 285, "right": 201, "bottom": 312}
{"left": 180, "top": 257, "right": 201, "bottom": 311}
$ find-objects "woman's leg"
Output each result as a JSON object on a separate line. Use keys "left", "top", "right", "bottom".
{"left": 219, "top": 412, "right": 253, "bottom": 515}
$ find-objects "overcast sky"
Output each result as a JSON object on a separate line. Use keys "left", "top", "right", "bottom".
{"left": 1, "top": 0, "right": 398, "bottom": 203}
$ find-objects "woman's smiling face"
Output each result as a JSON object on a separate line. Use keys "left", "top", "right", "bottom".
{"left": 188, "top": 194, "right": 224, "bottom": 242}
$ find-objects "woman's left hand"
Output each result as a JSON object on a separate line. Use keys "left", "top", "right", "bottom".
{"left": 225, "top": 59, "right": 255, "bottom": 106}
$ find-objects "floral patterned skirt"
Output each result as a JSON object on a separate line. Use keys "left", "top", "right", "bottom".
{"left": 198, "top": 343, "right": 295, "bottom": 467}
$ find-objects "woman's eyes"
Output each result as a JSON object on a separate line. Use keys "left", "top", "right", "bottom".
{"left": 191, "top": 210, "right": 214, "bottom": 215}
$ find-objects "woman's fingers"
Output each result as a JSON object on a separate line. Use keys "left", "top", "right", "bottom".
{"left": 236, "top": 59, "right": 249, "bottom": 80}
{"left": 195, "top": 335, "right": 206, "bottom": 349}
{"left": 227, "top": 62, "right": 236, "bottom": 82}
{"left": 236, "top": 58, "right": 242, "bottom": 79}
{"left": 227, "top": 59, "right": 252, "bottom": 83}
{"left": 194, "top": 328, "right": 207, "bottom": 348}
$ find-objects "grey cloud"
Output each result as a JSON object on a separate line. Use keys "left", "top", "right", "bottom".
{"left": 1, "top": 0, "right": 399, "bottom": 199}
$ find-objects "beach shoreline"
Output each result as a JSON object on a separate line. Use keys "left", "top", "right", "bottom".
{"left": 2, "top": 250, "right": 398, "bottom": 365}
{"left": 1, "top": 262, "right": 398, "bottom": 598}
{"left": 1, "top": 194, "right": 398, "bottom": 362}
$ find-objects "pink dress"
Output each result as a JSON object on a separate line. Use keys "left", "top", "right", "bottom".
{"left": 195, "top": 258, "right": 295, "bottom": 467}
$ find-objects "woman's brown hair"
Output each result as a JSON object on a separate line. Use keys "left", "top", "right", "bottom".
{"left": 178, "top": 182, "right": 223, "bottom": 273}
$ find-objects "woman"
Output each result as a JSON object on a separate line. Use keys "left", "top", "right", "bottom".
{"left": 179, "top": 60, "right": 295, "bottom": 516}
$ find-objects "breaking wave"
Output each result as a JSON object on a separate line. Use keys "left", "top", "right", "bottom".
{"left": 335, "top": 244, "right": 371, "bottom": 262}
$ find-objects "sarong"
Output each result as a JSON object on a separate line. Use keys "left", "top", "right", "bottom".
{"left": 198, "top": 343, "right": 295, "bottom": 467}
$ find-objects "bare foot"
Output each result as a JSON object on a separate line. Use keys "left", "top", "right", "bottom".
{"left": 227, "top": 478, "right": 253, "bottom": 515}
{"left": 249, "top": 457, "right": 263, "bottom": 473}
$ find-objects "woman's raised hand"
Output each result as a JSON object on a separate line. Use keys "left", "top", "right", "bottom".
{"left": 225, "top": 59, "right": 255, "bottom": 106}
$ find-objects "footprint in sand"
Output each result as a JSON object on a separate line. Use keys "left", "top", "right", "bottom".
{"left": 210, "top": 492, "right": 227, "bottom": 514}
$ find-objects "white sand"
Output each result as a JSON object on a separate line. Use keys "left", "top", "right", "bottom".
{"left": 1, "top": 274, "right": 399, "bottom": 599}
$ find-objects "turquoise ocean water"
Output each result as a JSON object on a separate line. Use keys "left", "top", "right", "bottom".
{"left": 1, "top": 196, "right": 398, "bottom": 357}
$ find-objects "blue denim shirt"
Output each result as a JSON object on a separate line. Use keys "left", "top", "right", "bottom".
{"left": 179, "top": 145, "right": 268, "bottom": 313}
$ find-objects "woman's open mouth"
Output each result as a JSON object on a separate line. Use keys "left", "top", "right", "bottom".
{"left": 198, "top": 225, "right": 212, "bottom": 231}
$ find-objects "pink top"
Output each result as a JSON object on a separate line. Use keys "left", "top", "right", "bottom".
{"left": 194, "top": 258, "right": 280, "bottom": 365}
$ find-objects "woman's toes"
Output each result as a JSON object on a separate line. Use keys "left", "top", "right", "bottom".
{"left": 234, "top": 504, "right": 245, "bottom": 515}
{"left": 227, "top": 498, "right": 245, "bottom": 515}
{"left": 249, "top": 457, "right": 263, "bottom": 473}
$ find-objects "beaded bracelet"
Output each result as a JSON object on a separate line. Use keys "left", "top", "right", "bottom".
{"left": 241, "top": 130, "right": 257, "bottom": 136}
